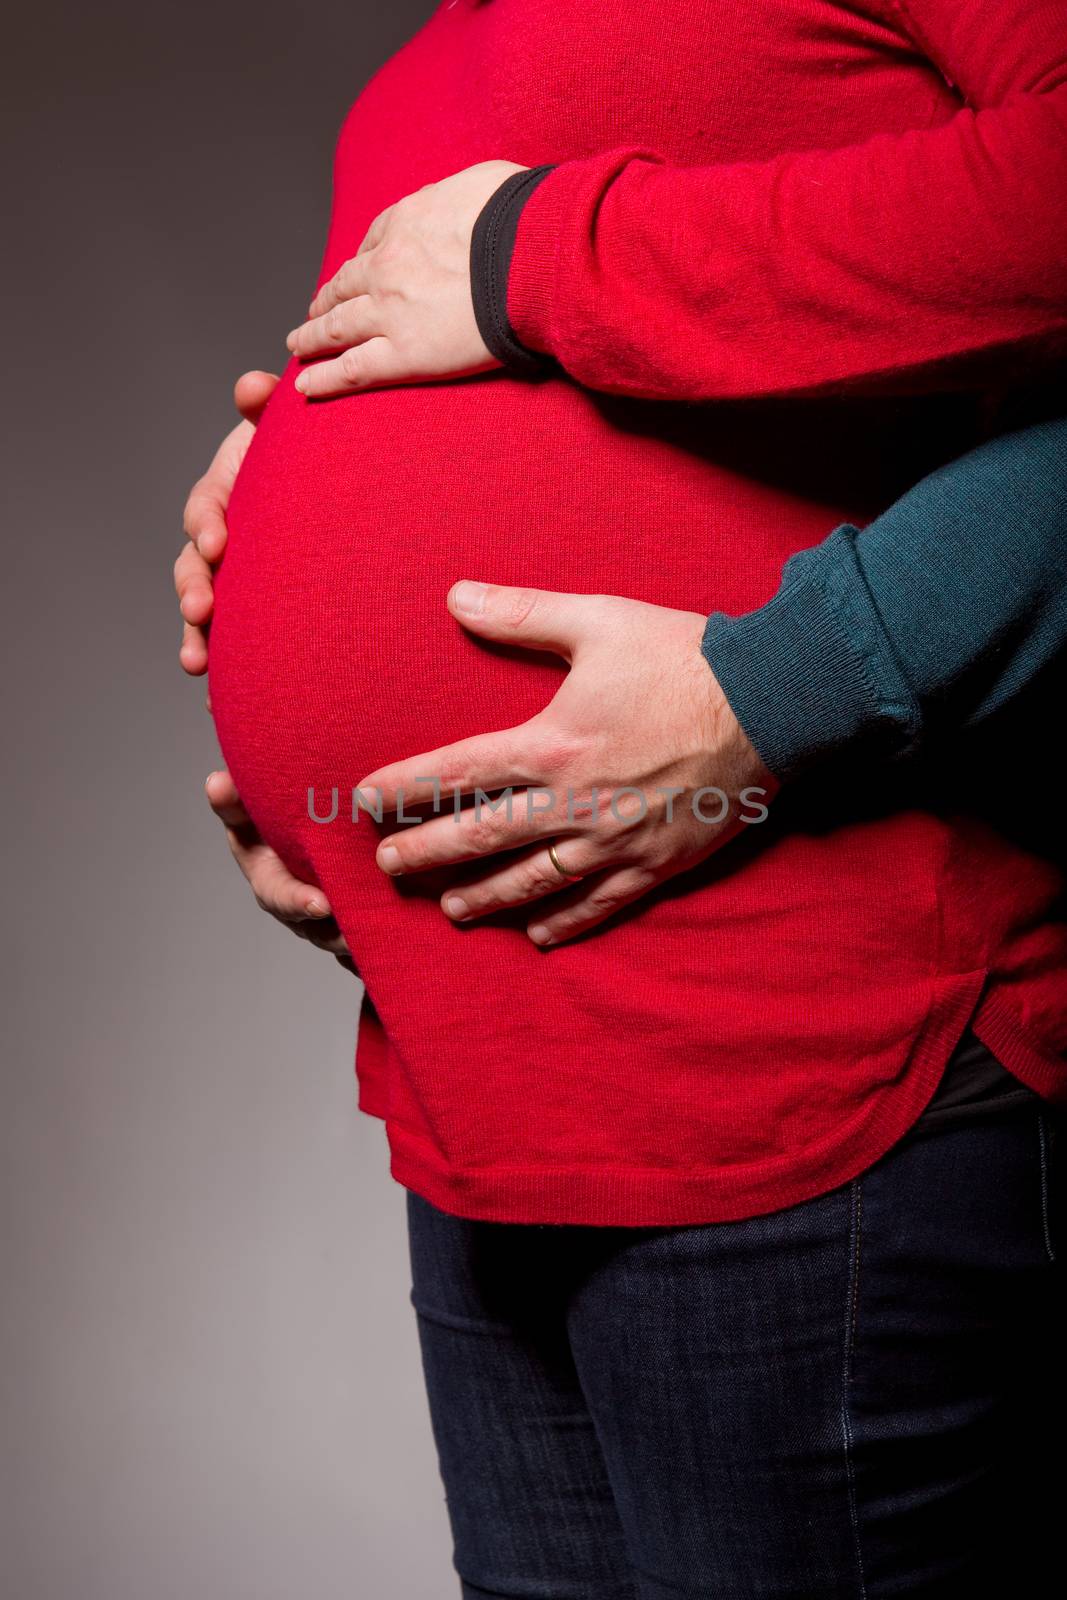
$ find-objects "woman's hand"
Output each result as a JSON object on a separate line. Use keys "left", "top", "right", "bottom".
{"left": 176, "top": 371, "right": 278, "bottom": 675}
{"left": 286, "top": 161, "right": 526, "bottom": 398}
{"left": 356, "top": 583, "right": 778, "bottom": 946}
{"left": 206, "top": 770, "right": 358, "bottom": 975}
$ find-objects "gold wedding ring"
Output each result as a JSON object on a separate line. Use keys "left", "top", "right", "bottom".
{"left": 548, "top": 842, "right": 583, "bottom": 882}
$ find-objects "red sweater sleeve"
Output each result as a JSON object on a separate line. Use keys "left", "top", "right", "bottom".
{"left": 505, "top": 0, "right": 1067, "bottom": 401}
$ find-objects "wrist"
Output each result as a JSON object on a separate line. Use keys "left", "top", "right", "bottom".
{"left": 469, "top": 165, "right": 557, "bottom": 375}
{"left": 708, "top": 667, "right": 780, "bottom": 802}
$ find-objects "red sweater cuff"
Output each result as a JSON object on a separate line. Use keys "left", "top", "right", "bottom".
{"left": 504, "top": 161, "right": 570, "bottom": 359}
{"left": 506, "top": 147, "right": 661, "bottom": 365}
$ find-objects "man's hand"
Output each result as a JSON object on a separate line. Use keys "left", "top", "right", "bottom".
{"left": 286, "top": 161, "right": 525, "bottom": 398}
{"left": 206, "top": 769, "right": 357, "bottom": 975}
{"left": 357, "top": 583, "right": 778, "bottom": 947}
{"left": 176, "top": 370, "right": 279, "bottom": 675}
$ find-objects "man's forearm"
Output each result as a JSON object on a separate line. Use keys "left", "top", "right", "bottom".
{"left": 699, "top": 412, "right": 1067, "bottom": 778}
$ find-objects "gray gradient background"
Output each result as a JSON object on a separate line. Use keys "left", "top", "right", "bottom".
{"left": 2, "top": 3, "right": 456, "bottom": 1595}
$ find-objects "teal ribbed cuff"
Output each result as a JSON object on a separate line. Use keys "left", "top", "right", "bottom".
{"left": 701, "top": 526, "right": 921, "bottom": 781}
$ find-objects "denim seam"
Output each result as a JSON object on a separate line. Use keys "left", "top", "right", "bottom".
{"left": 840, "top": 1178, "right": 868, "bottom": 1599}
{"left": 1037, "top": 1112, "right": 1056, "bottom": 1263}
{"left": 848, "top": 1184, "right": 863, "bottom": 1379}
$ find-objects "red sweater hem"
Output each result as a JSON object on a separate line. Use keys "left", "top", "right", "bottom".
{"left": 971, "top": 990, "right": 1067, "bottom": 1107}
{"left": 357, "top": 973, "right": 991, "bottom": 1226}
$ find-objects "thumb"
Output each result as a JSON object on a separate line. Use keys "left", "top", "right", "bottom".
{"left": 234, "top": 370, "right": 279, "bottom": 425}
{"left": 448, "top": 580, "right": 589, "bottom": 657}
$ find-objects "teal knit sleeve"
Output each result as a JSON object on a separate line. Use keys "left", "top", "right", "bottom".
{"left": 701, "top": 414, "right": 1067, "bottom": 779}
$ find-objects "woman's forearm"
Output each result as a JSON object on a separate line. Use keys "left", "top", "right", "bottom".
{"left": 475, "top": 0, "right": 1067, "bottom": 400}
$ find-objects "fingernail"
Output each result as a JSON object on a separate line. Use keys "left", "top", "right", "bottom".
{"left": 444, "top": 895, "right": 469, "bottom": 920}
{"left": 286, "top": 329, "right": 299, "bottom": 350}
{"left": 295, "top": 373, "right": 308, "bottom": 394}
{"left": 528, "top": 924, "right": 553, "bottom": 945}
{"left": 378, "top": 844, "right": 403, "bottom": 874}
{"left": 451, "top": 580, "right": 487, "bottom": 616}
{"left": 305, "top": 897, "right": 330, "bottom": 917}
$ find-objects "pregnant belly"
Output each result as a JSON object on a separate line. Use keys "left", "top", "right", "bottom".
{"left": 209, "top": 368, "right": 819, "bottom": 878}
{"left": 207, "top": 367, "right": 971, "bottom": 1189}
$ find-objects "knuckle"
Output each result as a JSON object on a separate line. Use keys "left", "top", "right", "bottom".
{"left": 621, "top": 866, "right": 658, "bottom": 897}
{"left": 535, "top": 728, "right": 585, "bottom": 776}
{"left": 438, "top": 758, "right": 466, "bottom": 791}
{"left": 183, "top": 477, "right": 207, "bottom": 518}
{"left": 551, "top": 778, "right": 610, "bottom": 823}
{"left": 467, "top": 819, "right": 496, "bottom": 858}
{"left": 373, "top": 235, "right": 406, "bottom": 275}
{"left": 531, "top": 720, "right": 588, "bottom": 780}
{"left": 471, "top": 809, "right": 508, "bottom": 854}
{"left": 179, "top": 544, "right": 206, "bottom": 581}
{"left": 325, "top": 305, "right": 347, "bottom": 343}
{"left": 591, "top": 786, "right": 620, "bottom": 825}
{"left": 585, "top": 878, "right": 631, "bottom": 913}
{"left": 256, "top": 883, "right": 284, "bottom": 916}
{"left": 364, "top": 209, "right": 389, "bottom": 246}
{"left": 247, "top": 864, "right": 275, "bottom": 902}
{"left": 339, "top": 346, "right": 363, "bottom": 383}
{"left": 502, "top": 587, "right": 541, "bottom": 629}
{"left": 516, "top": 858, "right": 552, "bottom": 898}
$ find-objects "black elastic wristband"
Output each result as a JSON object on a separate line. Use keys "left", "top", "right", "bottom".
{"left": 470, "top": 165, "right": 556, "bottom": 376}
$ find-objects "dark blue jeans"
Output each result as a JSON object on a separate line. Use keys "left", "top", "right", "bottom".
{"left": 406, "top": 1100, "right": 1064, "bottom": 1598}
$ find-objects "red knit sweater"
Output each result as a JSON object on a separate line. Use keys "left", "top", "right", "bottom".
{"left": 208, "top": 0, "right": 1067, "bottom": 1226}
